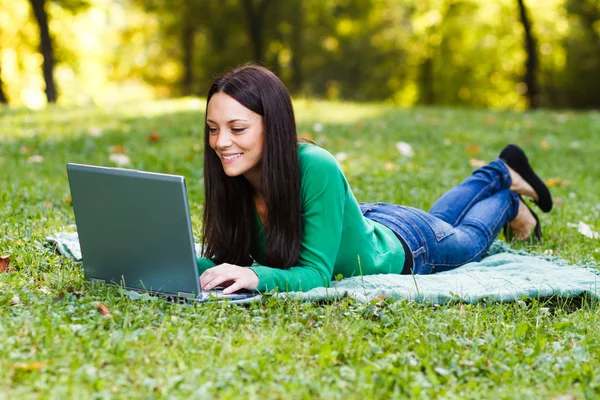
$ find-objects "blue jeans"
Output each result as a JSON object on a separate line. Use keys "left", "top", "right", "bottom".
{"left": 360, "top": 159, "right": 519, "bottom": 274}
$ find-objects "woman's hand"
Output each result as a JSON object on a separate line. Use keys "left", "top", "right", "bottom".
{"left": 199, "top": 263, "right": 259, "bottom": 294}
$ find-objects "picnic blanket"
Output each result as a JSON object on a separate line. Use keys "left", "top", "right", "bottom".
{"left": 47, "top": 232, "right": 600, "bottom": 304}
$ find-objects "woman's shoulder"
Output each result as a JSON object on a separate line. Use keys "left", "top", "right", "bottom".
{"left": 298, "top": 143, "right": 339, "bottom": 169}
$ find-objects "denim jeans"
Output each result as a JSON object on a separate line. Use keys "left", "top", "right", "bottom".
{"left": 360, "top": 159, "right": 519, "bottom": 275}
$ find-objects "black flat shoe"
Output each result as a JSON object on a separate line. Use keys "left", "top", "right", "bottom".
{"left": 503, "top": 197, "right": 543, "bottom": 243}
{"left": 499, "top": 144, "right": 553, "bottom": 213}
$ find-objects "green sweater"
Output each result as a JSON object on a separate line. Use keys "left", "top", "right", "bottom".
{"left": 197, "top": 143, "right": 406, "bottom": 292}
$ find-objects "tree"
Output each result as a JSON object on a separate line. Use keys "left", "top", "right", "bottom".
{"left": 29, "top": 0, "right": 57, "bottom": 103}
{"left": 516, "top": 0, "right": 540, "bottom": 108}
{"left": 241, "top": 0, "right": 274, "bottom": 63}
{"left": 0, "top": 61, "right": 7, "bottom": 104}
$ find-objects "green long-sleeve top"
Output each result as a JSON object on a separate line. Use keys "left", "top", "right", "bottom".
{"left": 197, "top": 143, "right": 406, "bottom": 292}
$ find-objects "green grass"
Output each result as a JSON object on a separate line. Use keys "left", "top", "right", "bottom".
{"left": 1, "top": 99, "right": 600, "bottom": 399}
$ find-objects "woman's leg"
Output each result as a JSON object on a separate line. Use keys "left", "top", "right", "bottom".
{"left": 429, "top": 159, "right": 512, "bottom": 227}
{"left": 364, "top": 189, "right": 519, "bottom": 274}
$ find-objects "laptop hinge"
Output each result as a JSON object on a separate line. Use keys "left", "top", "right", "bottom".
{"left": 90, "top": 278, "right": 106, "bottom": 283}
{"left": 178, "top": 291, "right": 195, "bottom": 299}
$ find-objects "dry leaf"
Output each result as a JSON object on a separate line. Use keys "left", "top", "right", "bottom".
{"left": 384, "top": 162, "right": 396, "bottom": 171}
{"left": 466, "top": 143, "right": 481, "bottom": 155}
{"left": 65, "top": 196, "right": 72, "bottom": 205}
{"left": 88, "top": 127, "right": 103, "bottom": 137}
{"left": 111, "top": 145, "right": 126, "bottom": 154}
{"left": 109, "top": 154, "right": 131, "bottom": 166}
{"left": 469, "top": 158, "right": 486, "bottom": 168}
{"left": 546, "top": 178, "right": 571, "bottom": 187}
{"left": 484, "top": 115, "right": 496, "bottom": 125}
{"left": 567, "top": 221, "right": 599, "bottom": 239}
{"left": 147, "top": 132, "right": 161, "bottom": 142}
{"left": 335, "top": 152, "right": 348, "bottom": 162}
{"left": 10, "top": 295, "right": 21, "bottom": 306}
{"left": 96, "top": 302, "right": 113, "bottom": 318}
{"left": 27, "top": 155, "right": 44, "bottom": 163}
{"left": 540, "top": 139, "right": 551, "bottom": 150}
{"left": 13, "top": 361, "right": 48, "bottom": 371}
{"left": 396, "top": 142, "right": 414, "bottom": 157}
{"left": 0, "top": 255, "right": 10, "bottom": 273}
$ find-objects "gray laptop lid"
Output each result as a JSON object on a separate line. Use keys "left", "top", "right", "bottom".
{"left": 66, "top": 163, "right": 201, "bottom": 296}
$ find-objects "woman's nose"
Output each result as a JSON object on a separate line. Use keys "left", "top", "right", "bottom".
{"left": 216, "top": 131, "right": 233, "bottom": 149}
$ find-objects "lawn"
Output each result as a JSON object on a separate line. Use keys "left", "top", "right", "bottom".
{"left": 1, "top": 99, "right": 599, "bottom": 399}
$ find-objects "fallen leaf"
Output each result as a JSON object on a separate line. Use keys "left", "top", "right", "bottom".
{"left": 469, "top": 158, "right": 486, "bottom": 168}
{"left": 96, "top": 302, "right": 113, "bottom": 318}
{"left": 484, "top": 116, "right": 496, "bottom": 125}
{"left": 65, "top": 196, "right": 72, "bottom": 205}
{"left": 540, "top": 139, "right": 551, "bottom": 150}
{"left": 335, "top": 152, "right": 348, "bottom": 162}
{"left": 0, "top": 255, "right": 10, "bottom": 273}
{"left": 546, "top": 178, "right": 571, "bottom": 187}
{"left": 396, "top": 142, "right": 414, "bottom": 157}
{"left": 27, "top": 155, "right": 44, "bottom": 163}
{"left": 466, "top": 143, "right": 481, "bottom": 155}
{"left": 567, "top": 221, "right": 599, "bottom": 239}
{"left": 111, "top": 145, "right": 126, "bottom": 154}
{"left": 109, "top": 154, "right": 131, "bottom": 166}
{"left": 147, "top": 132, "right": 161, "bottom": 142}
{"left": 10, "top": 295, "right": 21, "bottom": 306}
{"left": 88, "top": 127, "right": 103, "bottom": 137}
{"left": 384, "top": 162, "right": 396, "bottom": 171}
{"left": 13, "top": 361, "right": 48, "bottom": 371}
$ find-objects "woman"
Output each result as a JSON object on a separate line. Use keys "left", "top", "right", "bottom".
{"left": 197, "top": 65, "right": 552, "bottom": 294}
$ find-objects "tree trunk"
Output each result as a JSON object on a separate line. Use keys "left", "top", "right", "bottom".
{"left": 241, "top": 0, "right": 272, "bottom": 63}
{"left": 419, "top": 57, "right": 435, "bottom": 104}
{"left": 0, "top": 66, "right": 7, "bottom": 104}
{"left": 180, "top": 0, "right": 195, "bottom": 95}
{"left": 289, "top": 0, "right": 304, "bottom": 93}
{"left": 517, "top": 0, "right": 540, "bottom": 109}
{"left": 29, "top": 0, "right": 57, "bottom": 103}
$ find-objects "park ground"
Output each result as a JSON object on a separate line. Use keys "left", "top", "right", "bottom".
{"left": 1, "top": 100, "right": 600, "bottom": 399}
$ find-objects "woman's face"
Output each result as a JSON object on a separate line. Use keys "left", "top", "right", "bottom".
{"left": 206, "top": 92, "right": 265, "bottom": 187}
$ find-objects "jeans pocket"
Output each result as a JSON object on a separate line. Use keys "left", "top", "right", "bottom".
{"left": 404, "top": 207, "right": 455, "bottom": 242}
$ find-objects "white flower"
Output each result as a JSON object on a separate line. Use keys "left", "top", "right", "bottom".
{"left": 109, "top": 154, "right": 131, "bottom": 166}
{"left": 396, "top": 142, "right": 414, "bottom": 157}
{"left": 312, "top": 123, "right": 324, "bottom": 132}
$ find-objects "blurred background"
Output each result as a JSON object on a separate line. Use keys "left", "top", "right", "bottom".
{"left": 1, "top": 0, "right": 599, "bottom": 110}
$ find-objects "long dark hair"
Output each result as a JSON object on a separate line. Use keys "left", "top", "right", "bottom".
{"left": 201, "top": 65, "right": 302, "bottom": 268}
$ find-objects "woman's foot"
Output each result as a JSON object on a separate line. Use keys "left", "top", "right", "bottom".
{"left": 499, "top": 144, "right": 553, "bottom": 212}
{"left": 507, "top": 166, "right": 539, "bottom": 202}
{"left": 508, "top": 198, "right": 538, "bottom": 240}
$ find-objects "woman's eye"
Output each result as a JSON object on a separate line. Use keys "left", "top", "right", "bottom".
{"left": 208, "top": 127, "right": 218, "bottom": 134}
{"left": 231, "top": 128, "right": 246, "bottom": 134}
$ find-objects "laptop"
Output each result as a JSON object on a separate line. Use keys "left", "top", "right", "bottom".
{"left": 66, "top": 163, "right": 257, "bottom": 302}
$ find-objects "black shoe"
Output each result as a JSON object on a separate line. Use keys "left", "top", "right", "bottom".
{"left": 499, "top": 144, "right": 553, "bottom": 212}
{"left": 503, "top": 196, "right": 543, "bottom": 243}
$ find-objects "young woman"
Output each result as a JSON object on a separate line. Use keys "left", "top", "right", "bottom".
{"left": 197, "top": 65, "right": 553, "bottom": 294}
